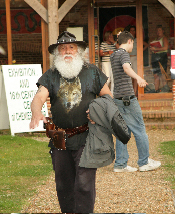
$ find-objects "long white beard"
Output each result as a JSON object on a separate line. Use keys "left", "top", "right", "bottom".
{"left": 53, "top": 51, "right": 84, "bottom": 79}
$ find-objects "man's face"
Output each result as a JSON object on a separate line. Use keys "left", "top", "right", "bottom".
{"left": 108, "top": 33, "right": 114, "bottom": 41}
{"left": 58, "top": 43, "right": 78, "bottom": 62}
{"left": 156, "top": 28, "right": 163, "bottom": 38}
{"left": 128, "top": 39, "right": 134, "bottom": 53}
{"left": 130, "top": 27, "right": 136, "bottom": 38}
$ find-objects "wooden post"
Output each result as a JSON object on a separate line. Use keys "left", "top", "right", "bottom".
{"left": 5, "top": 0, "right": 12, "bottom": 65}
{"left": 41, "top": 0, "right": 49, "bottom": 73}
{"left": 88, "top": 0, "right": 95, "bottom": 64}
{"left": 136, "top": 0, "right": 144, "bottom": 100}
{"left": 173, "top": 2, "right": 175, "bottom": 109}
{"left": 48, "top": 0, "right": 59, "bottom": 66}
{"left": 173, "top": 80, "right": 175, "bottom": 109}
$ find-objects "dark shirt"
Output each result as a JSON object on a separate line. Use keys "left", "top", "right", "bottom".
{"left": 37, "top": 63, "right": 107, "bottom": 150}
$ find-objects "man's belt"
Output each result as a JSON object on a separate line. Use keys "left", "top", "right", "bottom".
{"left": 64, "top": 123, "right": 89, "bottom": 138}
{"left": 116, "top": 95, "right": 136, "bottom": 100}
{"left": 44, "top": 117, "right": 89, "bottom": 150}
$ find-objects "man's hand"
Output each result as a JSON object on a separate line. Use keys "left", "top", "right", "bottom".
{"left": 29, "top": 85, "right": 49, "bottom": 129}
{"left": 150, "top": 46, "right": 157, "bottom": 53}
{"left": 86, "top": 109, "right": 95, "bottom": 124}
{"left": 108, "top": 50, "right": 114, "bottom": 55}
{"left": 136, "top": 76, "right": 148, "bottom": 88}
{"left": 123, "top": 63, "right": 148, "bottom": 88}
{"left": 29, "top": 111, "right": 47, "bottom": 129}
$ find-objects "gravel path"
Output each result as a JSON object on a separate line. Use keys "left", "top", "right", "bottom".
{"left": 21, "top": 129, "right": 175, "bottom": 213}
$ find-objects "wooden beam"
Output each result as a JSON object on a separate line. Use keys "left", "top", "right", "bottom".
{"left": 88, "top": 0, "right": 95, "bottom": 64}
{"left": 95, "top": 0, "right": 129, "bottom": 2}
{"left": 58, "top": 0, "right": 79, "bottom": 23}
{"left": 174, "top": 12, "right": 175, "bottom": 49}
{"left": 24, "top": 0, "right": 81, "bottom": 24}
{"left": 24, "top": 0, "right": 48, "bottom": 23}
{"left": 5, "top": 0, "right": 12, "bottom": 65}
{"left": 48, "top": 0, "right": 59, "bottom": 66}
{"left": 136, "top": 0, "right": 144, "bottom": 99}
{"left": 88, "top": 0, "right": 92, "bottom": 63}
{"left": 41, "top": 0, "right": 49, "bottom": 73}
{"left": 158, "top": 0, "right": 175, "bottom": 17}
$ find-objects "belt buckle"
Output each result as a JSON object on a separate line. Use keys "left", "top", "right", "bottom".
{"left": 75, "top": 126, "right": 80, "bottom": 134}
{"left": 122, "top": 96, "right": 130, "bottom": 106}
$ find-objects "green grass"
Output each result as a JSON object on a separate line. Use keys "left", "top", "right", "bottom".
{"left": 0, "top": 134, "right": 52, "bottom": 213}
{"left": 159, "top": 141, "right": 175, "bottom": 189}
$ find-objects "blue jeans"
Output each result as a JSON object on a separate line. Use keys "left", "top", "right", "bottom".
{"left": 114, "top": 97, "right": 149, "bottom": 168}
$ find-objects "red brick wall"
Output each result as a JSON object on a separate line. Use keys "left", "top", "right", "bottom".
{"left": 148, "top": 4, "right": 171, "bottom": 42}
{"left": 0, "top": 34, "right": 42, "bottom": 66}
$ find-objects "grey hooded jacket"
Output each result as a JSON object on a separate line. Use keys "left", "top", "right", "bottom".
{"left": 79, "top": 94, "right": 130, "bottom": 168}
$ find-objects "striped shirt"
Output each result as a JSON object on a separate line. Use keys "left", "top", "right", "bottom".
{"left": 95, "top": 43, "right": 99, "bottom": 63}
{"left": 110, "top": 48, "right": 135, "bottom": 98}
{"left": 100, "top": 42, "right": 117, "bottom": 62}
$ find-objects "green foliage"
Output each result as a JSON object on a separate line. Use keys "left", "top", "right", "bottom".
{"left": 0, "top": 135, "right": 52, "bottom": 213}
{"left": 159, "top": 141, "right": 175, "bottom": 189}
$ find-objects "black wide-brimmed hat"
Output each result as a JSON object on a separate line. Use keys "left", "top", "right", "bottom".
{"left": 48, "top": 31, "right": 87, "bottom": 54}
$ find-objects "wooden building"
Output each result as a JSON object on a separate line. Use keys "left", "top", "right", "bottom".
{"left": 1, "top": 0, "right": 175, "bottom": 121}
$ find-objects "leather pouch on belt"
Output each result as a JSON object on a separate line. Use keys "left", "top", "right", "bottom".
{"left": 48, "top": 130, "right": 66, "bottom": 150}
{"left": 44, "top": 118, "right": 55, "bottom": 138}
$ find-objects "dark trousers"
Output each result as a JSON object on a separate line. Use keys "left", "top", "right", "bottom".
{"left": 51, "top": 146, "right": 97, "bottom": 213}
{"left": 151, "top": 52, "right": 168, "bottom": 75}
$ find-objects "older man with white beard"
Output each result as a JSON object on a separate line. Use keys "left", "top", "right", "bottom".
{"left": 30, "top": 31, "right": 112, "bottom": 213}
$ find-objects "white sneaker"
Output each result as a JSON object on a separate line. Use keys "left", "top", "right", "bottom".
{"left": 113, "top": 165, "right": 138, "bottom": 172}
{"left": 139, "top": 158, "right": 161, "bottom": 172}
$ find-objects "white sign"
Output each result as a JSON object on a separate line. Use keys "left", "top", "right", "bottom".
{"left": 67, "top": 27, "right": 83, "bottom": 41}
{"left": 171, "top": 50, "right": 175, "bottom": 79}
{"left": 0, "top": 68, "right": 9, "bottom": 129}
{"left": 2, "top": 64, "right": 48, "bottom": 135}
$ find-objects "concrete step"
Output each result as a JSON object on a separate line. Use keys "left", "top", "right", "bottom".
{"left": 142, "top": 109, "right": 175, "bottom": 130}
{"left": 145, "top": 121, "right": 175, "bottom": 130}
{"left": 142, "top": 110, "right": 175, "bottom": 119}
{"left": 139, "top": 99, "right": 173, "bottom": 111}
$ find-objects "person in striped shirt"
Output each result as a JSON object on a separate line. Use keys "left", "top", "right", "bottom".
{"left": 100, "top": 31, "right": 119, "bottom": 92}
{"left": 110, "top": 31, "right": 161, "bottom": 172}
{"left": 129, "top": 25, "right": 149, "bottom": 96}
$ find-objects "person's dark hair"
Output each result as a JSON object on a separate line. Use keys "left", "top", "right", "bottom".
{"left": 129, "top": 25, "right": 136, "bottom": 31}
{"left": 118, "top": 31, "right": 134, "bottom": 45}
{"left": 104, "top": 31, "right": 112, "bottom": 41}
{"left": 156, "top": 24, "right": 165, "bottom": 32}
{"left": 124, "top": 24, "right": 131, "bottom": 31}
